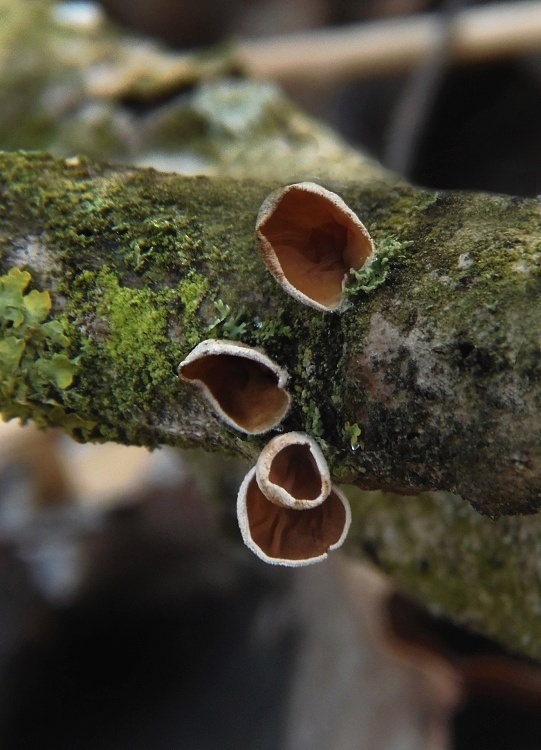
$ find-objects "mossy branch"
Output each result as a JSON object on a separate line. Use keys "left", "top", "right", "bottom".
{"left": 0, "top": 150, "right": 540, "bottom": 522}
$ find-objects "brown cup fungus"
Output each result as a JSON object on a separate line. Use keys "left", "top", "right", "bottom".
{"left": 237, "top": 467, "right": 351, "bottom": 566}
{"left": 178, "top": 339, "right": 290, "bottom": 434}
{"left": 256, "top": 182, "right": 374, "bottom": 312}
{"left": 255, "top": 432, "right": 331, "bottom": 510}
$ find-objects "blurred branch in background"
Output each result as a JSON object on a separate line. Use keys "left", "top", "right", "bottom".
{"left": 95, "top": 0, "right": 541, "bottom": 86}
{"left": 235, "top": 1, "right": 541, "bottom": 84}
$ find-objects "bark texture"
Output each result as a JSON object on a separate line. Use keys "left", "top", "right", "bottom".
{"left": 0, "top": 151, "right": 539, "bottom": 520}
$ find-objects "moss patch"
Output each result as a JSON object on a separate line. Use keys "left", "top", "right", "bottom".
{"left": 69, "top": 268, "right": 186, "bottom": 443}
{"left": 177, "top": 271, "right": 210, "bottom": 347}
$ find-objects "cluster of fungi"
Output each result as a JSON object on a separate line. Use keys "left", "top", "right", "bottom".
{"left": 179, "top": 182, "right": 375, "bottom": 566}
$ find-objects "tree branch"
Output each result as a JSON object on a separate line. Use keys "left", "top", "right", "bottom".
{"left": 0, "top": 151, "right": 539, "bottom": 520}
{"left": 2, "top": 0, "right": 541, "bottom": 661}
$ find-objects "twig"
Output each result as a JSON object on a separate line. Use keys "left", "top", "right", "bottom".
{"left": 236, "top": 1, "right": 541, "bottom": 83}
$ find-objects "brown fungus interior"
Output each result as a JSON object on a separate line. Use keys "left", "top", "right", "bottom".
{"left": 246, "top": 475, "right": 346, "bottom": 561}
{"left": 180, "top": 352, "right": 288, "bottom": 433}
{"left": 268, "top": 443, "right": 322, "bottom": 502}
{"left": 259, "top": 188, "right": 372, "bottom": 309}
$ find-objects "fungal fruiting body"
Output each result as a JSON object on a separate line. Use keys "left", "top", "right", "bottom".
{"left": 178, "top": 339, "right": 290, "bottom": 434}
{"left": 237, "top": 432, "right": 351, "bottom": 566}
{"left": 256, "top": 182, "right": 374, "bottom": 311}
{"left": 255, "top": 431, "right": 331, "bottom": 509}
{"left": 180, "top": 341, "right": 351, "bottom": 565}
{"left": 237, "top": 467, "right": 351, "bottom": 567}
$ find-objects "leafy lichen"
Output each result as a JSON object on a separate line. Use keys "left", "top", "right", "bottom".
{"left": 345, "top": 236, "right": 413, "bottom": 298}
{"left": 343, "top": 421, "right": 362, "bottom": 450}
{"left": 0, "top": 267, "right": 94, "bottom": 432}
{"left": 207, "top": 299, "right": 249, "bottom": 340}
{"left": 255, "top": 311, "right": 293, "bottom": 345}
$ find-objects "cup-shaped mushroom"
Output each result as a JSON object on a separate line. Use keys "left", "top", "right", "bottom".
{"left": 178, "top": 339, "right": 290, "bottom": 435}
{"left": 255, "top": 432, "right": 331, "bottom": 510}
{"left": 237, "top": 467, "right": 351, "bottom": 566}
{"left": 256, "top": 182, "right": 374, "bottom": 312}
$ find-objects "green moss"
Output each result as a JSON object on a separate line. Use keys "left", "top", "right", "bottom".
{"left": 299, "top": 394, "right": 324, "bottom": 437}
{"left": 177, "top": 271, "right": 210, "bottom": 347}
{"left": 75, "top": 269, "right": 181, "bottom": 438}
{"left": 0, "top": 267, "right": 94, "bottom": 432}
{"left": 292, "top": 346, "right": 323, "bottom": 435}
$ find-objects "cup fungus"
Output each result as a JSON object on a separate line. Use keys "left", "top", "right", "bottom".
{"left": 178, "top": 339, "right": 291, "bottom": 434}
{"left": 255, "top": 431, "right": 331, "bottom": 510}
{"left": 237, "top": 467, "right": 351, "bottom": 566}
{"left": 256, "top": 182, "right": 374, "bottom": 311}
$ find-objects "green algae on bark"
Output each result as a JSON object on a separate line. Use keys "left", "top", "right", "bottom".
{"left": 0, "top": 150, "right": 540, "bottom": 519}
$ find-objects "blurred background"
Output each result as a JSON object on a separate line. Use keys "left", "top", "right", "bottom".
{"left": 95, "top": 0, "right": 541, "bottom": 195}
{"left": 2, "top": 0, "right": 541, "bottom": 748}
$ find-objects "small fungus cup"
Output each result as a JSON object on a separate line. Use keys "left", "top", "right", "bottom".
{"left": 178, "top": 339, "right": 290, "bottom": 434}
{"left": 256, "top": 182, "right": 374, "bottom": 311}
{"left": 237, "top": 467, "right": 351, "bottom": 566}
{"left": 255, "top": 432, "right": 331, "bottom": 509}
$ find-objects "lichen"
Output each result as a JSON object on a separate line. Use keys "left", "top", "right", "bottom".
{"left": 207, "top": 299, "right": 249, "bottom": 340}
{"left": 255, "top": 310, "right": 293, "bottom": 345}
{"left": 0, "top": 267, "right": 94, "bottom": 433}
{"left": 343, "top": 421, "right": 362, "bottom": 450}
{"left": 345, "top": 235, "right": 413, "bottom": 298}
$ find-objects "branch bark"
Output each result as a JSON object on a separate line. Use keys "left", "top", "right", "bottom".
{"left": 0, "top": 151, "right": 539, "bottom": 520}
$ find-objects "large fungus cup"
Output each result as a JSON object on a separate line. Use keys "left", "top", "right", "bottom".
{"left": 255, "top": 432, "right": 331, "bottom": 509}
{"left": 237, "top": 467, "right": 351, "bottom": 566}
{"left": 178, "top": 339, "right": 290, "bottom": 434}
{"left": 256, "top": 182, "right": 374, "bottom": 311}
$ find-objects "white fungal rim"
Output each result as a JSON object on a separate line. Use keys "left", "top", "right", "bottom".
{"left": 237, "top": 467, "right": 352, "bottom": 567}
{"left": 255, "top": 431, "right": 332, "bottom": 509}
{"left": 256, "top": 182, "right": 375, "bottom": 312}
{"left": 178, "top": 339, "right": 291, "bottom": 434}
